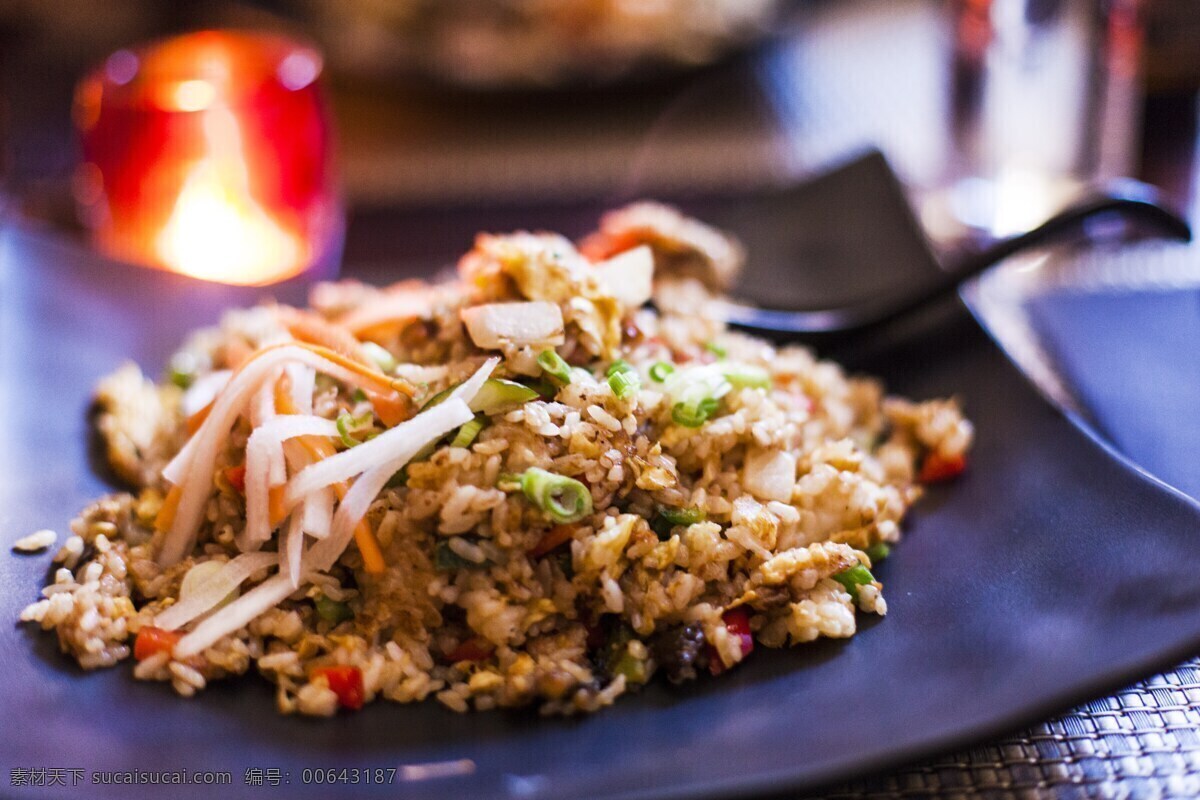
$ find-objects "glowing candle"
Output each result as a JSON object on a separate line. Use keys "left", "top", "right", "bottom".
{"left": 75, "top": 31, "right": 341, "bottom": 285}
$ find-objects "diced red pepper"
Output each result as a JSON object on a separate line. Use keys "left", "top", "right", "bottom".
{"left": 527, "top": 524, "right": 575, "bottom": 559}
{"left": 133, "top": 626, "right": 181, "bottom": 661}
{"left": 446, "top": 637, "right": 495, "bottom": 664}
{"left": 224, "top": 464, "right": 247, "bottom": 494}
{"left": 707, "top": 607, "right": 754, "bottom": 676}
{"left": 919, "top": 452, "right": 967, "bottom": 483}
{"left": 312, "top": 665, "right": 364, "bottom": 711}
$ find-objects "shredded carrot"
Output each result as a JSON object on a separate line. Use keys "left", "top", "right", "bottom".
{"left": 186, "top": 400, "right": 214, "bottom": 435}
{"left": 268, "top": 486, "right": 288, "bottom": 528}
{"left": 275, "top": 306, "right": 372, "bottom": 367}
{"left": 527, "top": 524, "right": 575, "bottom": 558}
{"left": 154, "top": 485, "right": 183, "bottom": 534}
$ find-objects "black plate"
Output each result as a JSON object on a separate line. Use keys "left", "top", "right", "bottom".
{"left": 4, "top": 223, "right": 1200, "bottom": 800}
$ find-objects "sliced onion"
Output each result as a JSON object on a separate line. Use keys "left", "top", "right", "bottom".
{"left": 249, "top": 366, "right": 281, "bottom": 428}
{"left": 461, "top": 302, "right": 564, "bottom": 349}
{"left": 154, "top": 552, "right": 278, "bottom": 632}
{"left": 282, "top": 398, "right": 472, "bottom": 509}
{"left": 180, "top": 370, "right": 231, "bottom": 419}
{"left": 173, "top": 573, "right": 297, "bottom": 658}
{"left": 594, "top": 245, "right": 654, "bottom": 308}
{"left": 158, "top": 345, "right": 399, "bottom": 567}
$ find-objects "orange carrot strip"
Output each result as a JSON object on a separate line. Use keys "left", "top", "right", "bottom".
{"left": 154, "top": 485, "right": 183, "bottom": 534}
{"left": 186, "top": 400, "right": 214, "bottom": 436}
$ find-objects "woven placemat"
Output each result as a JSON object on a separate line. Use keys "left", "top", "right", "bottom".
{"left": 820, "top": 657, "right": 1200, "bottom": 798}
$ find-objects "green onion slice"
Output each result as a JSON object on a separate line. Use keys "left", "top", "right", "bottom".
{"left": 833, "top": 564, "right": 876, "bottom": 601}
{"left": 450, "top": 415, "right": 487, "bottom": 448}
{"left": 649, "top": 362, "right": 675, "bottom": 382}
{"left": 361, "top": 342, "right": 397, "bottom": 374}
{"left": 608, "top": 369, "right": 640, "bottom": 400}
{"left": 672, "top": 397, "right": 719, "bottom": 428}
{"left": 519, "top": 467, "right": 593, "bottom": 524}
{"left": 537, "top": 349, "right": 572, "bottom": 384}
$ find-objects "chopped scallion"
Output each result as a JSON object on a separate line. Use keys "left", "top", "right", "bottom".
{"left": 833, "top": 564, "right": 876, "bottom": 601}
{"left": 519, "top": 467, "right": 593, "bottom": 524}
{"left": 608, "top": 369, "right": 640, "bottom": 400}
{"left": 315, "top": 595, "right": 354, "bottom": 625}
{"left": 606, "top": 359, "right": 634, "bottom": 378}
{"left": 167, "top": 352, "right": 199, "bottom": 389}
{"left": 651, "top": 505, "right": 706, "bottom": 540}
{"left": 537, "top": 349, "right": 572, "bottom": 384}
{"left": 649, "top": 362, "right": 675, "bottom": 382}
{"left": 336, "top": 411, "right": 375, "bottom": 448}
{"left": 865, "top": 542, "right": 891, "bottom": 564}
{"left": 361, "top": 342, "right": 397, "bottom": 374}
{"left": 704, "top": 342, "right": 728, "bottom": 359}
{"left": 722, "top": 364, "right": 771, "bottom": 390}
{"left": 450, "top": 415, "right": 487, "bottom": 448}
{"left": 671, "top": 397, "right": 719, "bottom": 428}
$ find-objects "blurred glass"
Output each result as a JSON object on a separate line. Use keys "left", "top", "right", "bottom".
{"left": 926, "top": 0, "right": 1142, "bottom": 239}
{"left": 74, "top": 30, "right": 342, "bottom": 285}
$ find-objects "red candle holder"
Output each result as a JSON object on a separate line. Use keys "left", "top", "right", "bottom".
{"left": 75, "top": 30, "right": 342, "bottom": 285}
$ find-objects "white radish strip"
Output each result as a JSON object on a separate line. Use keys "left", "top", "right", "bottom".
{"left": 249, "top": 367, "right": 281, "bottom": 428}
{"left": 281, "top": 511, "right": 305, "bottom": 589}
{"left": 173, "top": 573, "right": 297, "bottom": 658}
{"left": 181, "top": 370, "right": 231, "bottom": 418}
{"left": 243, "top": 416, "right": 340, "bottom": 548}
{"left": 153, "top": 552, "right": 278, "bottom": 631}
{"left": 158, "top": 345, "right": 397, "bottom": 566}
{"left": 285, "top": 363, "right": 315, "bottom": 414}
{"left": 301, "top": 487, "right": 334, "bottom": 540}
{"left": 449, "top": 357, "right": 500, "bottom": 406}
{"left": 282, "top": 440, "right": 332, "bottom": 540}
{"left": 162, "top": 345, "right": 398, "bottom": 489}
{"left": 302, "top": 401, "right": 477, "bottom": 574}
{"left": 282, "top": 399, "right": 472, "bottom": 509}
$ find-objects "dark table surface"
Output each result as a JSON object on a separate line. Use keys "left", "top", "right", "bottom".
{"left": 3, "top": 1, "right": 1200, "bottom": 798}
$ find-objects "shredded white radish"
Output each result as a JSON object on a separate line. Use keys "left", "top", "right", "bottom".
{"left": 307, "top": 460, "right": 395, "bottom": 574}
{"left": 181, "top": 370, "right": 231, "bottom": 418}
{"left": 153, "top": 552, "right": 278, "bottom": 632}
{"left": 285, "top": 363, "right": 315, "bottom": 414}
{"left": 300, "top": 486, "right": 334, "bottom": 539}
{"left": 449, "top": 357, "right": 500, "bottom": 406}
{"left": 158, "top": 345, "right": 403, "bottom": 566}
{"left": 249, "top": 366, "right": 281, "bottom": 428}
{"left": 281, "top": 511, "right": 305, "bottom": 588}
{"left": 282, "top": 399, "right": 472, "bottom": 509}
{"left": 173, "top": 573, "right": 297, "bottom": 658}
{"left": 242, "top": 416, "right": 340, "bottom": 549}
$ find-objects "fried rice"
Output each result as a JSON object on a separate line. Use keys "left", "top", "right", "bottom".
{"left": 18, "top": 203, "right": 972, "bottom": 716}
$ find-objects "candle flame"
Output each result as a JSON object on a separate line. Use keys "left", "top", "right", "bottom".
{"left": 155, "top": 104, "right": 306, "bottom": 285}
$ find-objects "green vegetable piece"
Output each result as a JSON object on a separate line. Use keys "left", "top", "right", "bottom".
{"left": 537, "top": 350, "right": 572, "bottom": 384}
{"left": 336, "top": 411, "right": 374, "bottom": 448}
{"left": 606, "top": 359, "right": 634, "bottom": 377}
{"left": 361, "top": 342, "right": 397, "bottom": 374}
{"left": 471, "top": 379, "right": 540, "bottom": 415}
{"left": 520, "top": 468, "right": 593, "bottom": 524}
{"left": 651, "top": 505, "right": 706, "bottom": 540}
{"left": 167, "top": 352, "right": 199, "bottom": 389}
{"left": 704, "top": 342, "right": 728, "bottom": 359}
{"left": 421, "top": 383, "right": 458, "bottom": 410}
{"left": 671, "top": 397, "right": 719, "bottom": 428}
{"left": 611, "top": 649, "right": 651, "bottom": 685}
{"left": 314, "top": 595, "right": 354, "bottom": 625}
{"left": 722, "top": 364, "right": 771, "bottom": 390}
{"left": 833, "top": 564, "right": 876, "bottom": 601}
{"left": 451, "top": 415, "right": 487, "bottom": 448}
{"left": 351, "top": 388, "right": 369, "bottom": 403}
{"left": 649, "top": 362, "right": 675, "bottom": 382}
{"left": 865, "top": 542, "right": 891, "bottom": 564}
{"left": 608, "top": 369, "right": 640, "bottom": 400}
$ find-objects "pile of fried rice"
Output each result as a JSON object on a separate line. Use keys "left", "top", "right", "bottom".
{"left": 19, "top": 203, "right": 972, "bottom": 716}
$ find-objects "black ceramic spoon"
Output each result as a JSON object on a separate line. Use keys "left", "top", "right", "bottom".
{"left": 711, "top": 150, "right": 1191, "bottom": 339}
